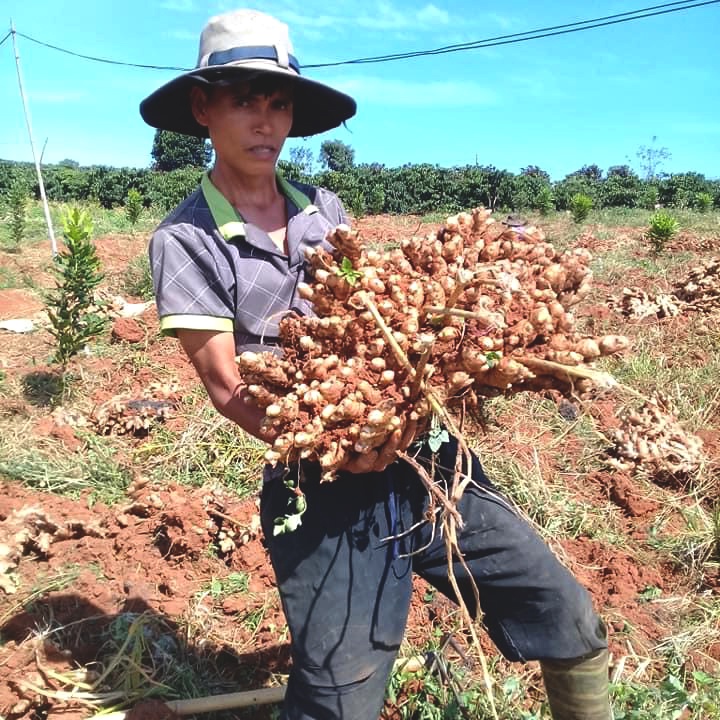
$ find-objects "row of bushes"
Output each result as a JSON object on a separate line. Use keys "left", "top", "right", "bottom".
{"left": 0, "top": 162, "right": 204, "bottom": 213}
{"left": 1, "top": 159, "right": 718, "bottom": 217}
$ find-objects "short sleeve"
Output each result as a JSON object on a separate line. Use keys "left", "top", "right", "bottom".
{"left": 313, "top": 187, "right": 348, "bottom": 226}
{"left": 149, "top": 224, "right": 235, "bottom": 336}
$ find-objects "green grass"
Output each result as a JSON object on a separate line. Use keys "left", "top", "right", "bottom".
{"left": 0, "top": 200, "right": 163, "bottom": 249}
{"left": 137, "top": 391, "right": 266, "bottom": 497}
{"left": 200, "top": 572, "right": 251, "bottom": 600}
{"left": 471, "top": 395, "right": 619, "bottom": 544}
{"left": 599, "top": 331, "right": 720, "bottom": 430}
{"left": 0, "top": 432, "right": 132, "bottom": 505}
{"left": 121, "top": 253, "right": 155, "bottom": 300}
{"left": 0, "top": 265, "right": 22, "bottom": 290}
{"left": 610, "top": 671, "right": 720, "bottom": 719}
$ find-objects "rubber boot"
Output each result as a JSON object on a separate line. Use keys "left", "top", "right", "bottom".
{"left": 540, "top": 648, "right": 612, "bottom": 720}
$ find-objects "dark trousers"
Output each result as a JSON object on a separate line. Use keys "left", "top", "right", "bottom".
{"left": 260, "top": 437, "right": 607, "bottom": 720}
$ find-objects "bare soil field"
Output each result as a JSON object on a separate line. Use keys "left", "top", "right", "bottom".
{"left": 0, "top": 211, "right": 718, "bottom": 719}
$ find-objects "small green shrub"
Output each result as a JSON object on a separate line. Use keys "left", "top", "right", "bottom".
{"left": 536, "top": 185, "right": 555, "bottom": 216}
{"left": 7, "top": 179, "right": 29, "bottom": 250}
{"left": 45, "top": 208, "right": 107, "bottom": 368}
{"left": 639, "top": 184, "right": 660, "bottom": 210}
{"left": 569, "top": 193, "right": 593, "bottom": 223}
{"left": 125, "top": 188, "right": 143, "bottom": 225}
{"left": 645, "top": 210, "right": 679, "bottom": 253}
{"left": 694, "top": 191, "right": 713, "bottom": 213}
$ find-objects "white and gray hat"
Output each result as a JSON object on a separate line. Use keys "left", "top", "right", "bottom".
{"left": 140, "top": 9, "right": 356, "bottom": 138}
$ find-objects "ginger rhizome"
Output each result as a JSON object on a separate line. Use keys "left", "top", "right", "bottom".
{"left": 237, "top": 208, "right": 630, "bottom": 479}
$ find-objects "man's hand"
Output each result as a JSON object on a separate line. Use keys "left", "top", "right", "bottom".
{"left": 342, "top": 415, "right": 420, "bottom": 475}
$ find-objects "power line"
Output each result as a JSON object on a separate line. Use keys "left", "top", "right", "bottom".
{"left": 15, "top": 31, "right": 187, "bottom": 71}
{"left": 306, "top": 0, "right": 720, "bottom": 67}
{"left": 9, "top": 0, "right": 720, "bottom": 72}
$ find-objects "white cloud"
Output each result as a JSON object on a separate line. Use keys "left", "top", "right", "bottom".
{"left": 328, "top": 75, "right": 498, "bottom": 107}
{"left": 486, "top": 13, "right": 518, "bottom": 31}
{"left": 160, "top": 0, "right": 196, "bottom": 11}
{"left": 416, "top": 4, "right": 449, "bottom": 25}
{"left": 264, "top": 1, "right": 450, "bottom": 33}
{"left": 166, "top": 29, "right": 198, "bottom": 41}
{"left": 355, "top": 2, "right": 450, "bottom": 30}
{"left": 30, "top": 91, "right": 85, "bottom": 103}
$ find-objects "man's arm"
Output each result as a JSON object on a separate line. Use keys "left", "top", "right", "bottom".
{"left": 177, "top": 329, "right": 412, "bottom": 473}
{"left": 176, "top": 329, "right": 274, "bottom": 443}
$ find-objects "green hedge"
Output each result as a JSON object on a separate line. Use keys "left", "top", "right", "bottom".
{"left": 1, "top": 159, "right": 718, "bottom": 217}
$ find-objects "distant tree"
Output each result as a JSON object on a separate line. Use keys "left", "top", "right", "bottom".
{"left": 635, "top": 136, "right": 671, "bottom": 181}
{"left": 151, "top": 130, "right": 212, "bottom": 171}
{"left": 58, "top": 158, "right": 80, "bottom": 169}
{"left": 513, "top": 167, "right": 553, "bottom": 211}
{"left": 520, "top": 165, "right": 551, "bottom": 182}
{"left": 319, "top": 140, "right": 355, "bottom": 172}
{"left": 606, "top": 165, "right": 633, "bottom": 178}
{"left": 289, "top": 145, "right": 315, "bottom": 176}
{"left": 569, "top": 164, "right": 603, "bottom": 182}
{"left": 601, "top": 166, "right": 642, "bottom": 207}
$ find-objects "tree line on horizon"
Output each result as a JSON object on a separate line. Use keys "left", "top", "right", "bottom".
{"left": 1, "top": 131, "right": 718, "bottom": 218}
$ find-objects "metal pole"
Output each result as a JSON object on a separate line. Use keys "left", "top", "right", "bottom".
{"left": 10, "top": 20, "right": 57, "bottom": 256}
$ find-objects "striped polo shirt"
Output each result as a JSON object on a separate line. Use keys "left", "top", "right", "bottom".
{"left": 149, "top": 172, "right": 346, "bottom": 353}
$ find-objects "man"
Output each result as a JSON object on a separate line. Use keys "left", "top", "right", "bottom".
{"left": 141, "top": 9, "right": 613, "bottom": 719}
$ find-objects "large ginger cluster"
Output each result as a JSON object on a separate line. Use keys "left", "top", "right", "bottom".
{"left": 237, "top": 208, "right": 629, "bottom": 479}
{"left": 605, "top": 397, "right": 704, "bottom": 480}
{"left": 674, "top": 257, "right": 720, "bottom": 311}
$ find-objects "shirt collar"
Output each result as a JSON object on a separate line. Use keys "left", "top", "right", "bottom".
{"left": 200, "top": 171, "right": 318, "bottom": 241}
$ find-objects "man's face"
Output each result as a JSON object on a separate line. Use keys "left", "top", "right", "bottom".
{"left": 191, "top": 78, "right": 294, "bottom": 173}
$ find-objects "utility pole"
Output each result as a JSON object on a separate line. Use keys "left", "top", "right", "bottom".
{"left": 10, "top": 20, "right": 57, "bottom": 256}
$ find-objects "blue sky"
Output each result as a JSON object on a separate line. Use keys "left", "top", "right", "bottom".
{"left": 2, "top": 1, "right": 719, "bottom": 181}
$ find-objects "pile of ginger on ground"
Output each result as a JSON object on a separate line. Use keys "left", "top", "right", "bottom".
{"left": 237, "top": 208, "right": 629, "bottom": 480}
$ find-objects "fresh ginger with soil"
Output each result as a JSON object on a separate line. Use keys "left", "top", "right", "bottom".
{"left": 236, "top": 208, "right": 629, "bottom": 479}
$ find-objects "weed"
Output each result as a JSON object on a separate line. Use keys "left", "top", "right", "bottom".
{"left": 122, "top": 253, "right": 155, "bottom": 301}
{"left": 611, "top": 669, "right": 720, "bottom": 719}
{"left": 202, "top": 572, "right": 250, "bottom": 600}
{"left": 385, "top": 648, "right": 545, "bottom": 720}
{"left": 473, "top": 394, "right": 617, "bottom": 543}
{"left": 0, "top": 266, "right": 22, "bottom": 289}
{"left": 646, "top": 500, "right": 717, "bottom": 573}
{"left": 21, "top": 369, "right": 66, "bottom": 406}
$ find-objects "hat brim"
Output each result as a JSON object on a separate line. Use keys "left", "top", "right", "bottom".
{"left": 139, "top": 66, "right": 356, "bottom": 138}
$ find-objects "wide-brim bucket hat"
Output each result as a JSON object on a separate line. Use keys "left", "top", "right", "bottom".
{"left": 140, "top": 9, "right": 356, "bottom": 138}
